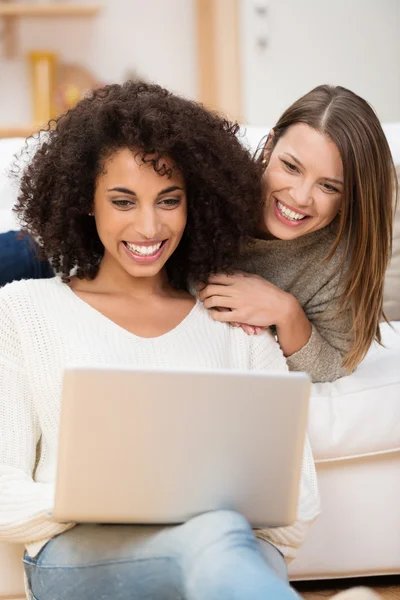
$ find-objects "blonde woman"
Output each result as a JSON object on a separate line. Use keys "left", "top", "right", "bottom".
{"left": 199, "top": 85, "right": 397, "bottom": 382}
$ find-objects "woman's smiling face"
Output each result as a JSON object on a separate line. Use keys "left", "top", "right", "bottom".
{"left": 261, "top": 123, "right": 344, "bottom": 240}
{"left": 93, "top": 148, "right": 187, "bottom": 280}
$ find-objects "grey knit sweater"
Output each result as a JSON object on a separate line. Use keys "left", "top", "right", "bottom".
{"left": 236, "top": 224, "right": 352, "bottom": 383}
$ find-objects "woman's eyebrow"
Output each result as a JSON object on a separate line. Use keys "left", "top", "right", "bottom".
{"left": 157, "top": 185, "right": 184, "bottom": 195}
{"left": 324, "top": 176, "right": 344, "bottom": 186}
{"left": 284, "top": 152, "right": 303, "bottom": 167}
{"left": 284, "top": 153, "right": 343, "bottom": 186}
{"left": 107, "top": 185, "right": 184, "bottom": 196}
{"left": 108, "top": 186, "right": 136, "bottom": 196}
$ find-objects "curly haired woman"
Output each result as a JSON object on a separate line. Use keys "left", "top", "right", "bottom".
{"left": 0, "top": 81, "right": 319, "bottom": 600}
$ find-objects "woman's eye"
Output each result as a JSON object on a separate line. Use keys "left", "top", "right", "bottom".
{"left": 282, "top": 160, "right": 298, "bottom": 172}
{"left": 159, "top": 198, "right": 180, "bottom": 208}
{"left": 322, "top": 183, "right": 339, "bottom": 193}
{"left": 112, "top": 199, "right": 134, "bottom": 208}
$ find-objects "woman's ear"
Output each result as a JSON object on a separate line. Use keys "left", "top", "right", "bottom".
{"left": 263, "top": 129, "right": 275, "bottom": 166}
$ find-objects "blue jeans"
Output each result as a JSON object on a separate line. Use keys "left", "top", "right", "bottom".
{"left": 0, "top": 230, "right": 53, "bottom": 287}
{"left": 23, "top": 511, "right": 299, "bottom": 600}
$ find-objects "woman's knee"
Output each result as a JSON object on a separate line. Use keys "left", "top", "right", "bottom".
{"left": 182, "top": 510, "right": 256, "bottom": 552}
{"left": 190, "top": 509, "right": 251, "bottom": 531}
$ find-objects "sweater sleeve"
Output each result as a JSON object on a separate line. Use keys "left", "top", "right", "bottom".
{"left": 247, "top": 328, "right": 289, "bottom": 373}
{"left": 246, "top": 329, "right": 320, "bottom": 560}
{"left": 286, "top": 273, "right": 353, "bottom": 383}
{"left": 0, "top": 293, "right": 72, "bottom": 545}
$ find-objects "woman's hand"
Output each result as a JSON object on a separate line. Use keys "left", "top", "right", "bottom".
{"left": 197, "top": 272, "right": 312, "bottom": 356}
{"left": 197, "top": 272, "right": 294, "bottom": 328}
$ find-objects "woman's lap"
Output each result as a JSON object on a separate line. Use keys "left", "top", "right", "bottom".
{"left": 24, "top": 511, "right": 295, "bottom": 600}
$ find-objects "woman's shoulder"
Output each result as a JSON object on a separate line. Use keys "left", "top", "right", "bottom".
{"left": 0, "top": 277, "right": 65, "bottom": 315}
{"left": 0, "top": 276, "right": 61, "bottom": 298}
{"left": 0, "top": 279, "right": 65, "bottom": 362}
{"left": 243, "top": 223, "right": 348, "bottom": 282}
{"left": 194, "top": 302, "right": 287, "bottom": 370}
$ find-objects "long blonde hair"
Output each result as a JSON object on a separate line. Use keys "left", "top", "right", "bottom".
{"left": 266, "top": 85, "right": 398, "bottom": 371}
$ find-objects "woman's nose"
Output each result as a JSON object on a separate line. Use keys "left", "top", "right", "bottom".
{"left": 289, "top": 180, "right": 313, "bottom": 206}
{"left": 135, "top": 209, "right": 161, "bottom": 239}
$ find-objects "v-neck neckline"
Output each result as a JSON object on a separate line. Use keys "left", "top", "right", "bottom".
{"left": 54, "top": 277, "right": 201, "bottom": 342}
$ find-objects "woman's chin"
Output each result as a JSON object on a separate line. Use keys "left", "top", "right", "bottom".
{"left": 265, "top": 220, "right": 307, "bottom": 240}
{"left": 123, "top": 262, "right": 166, "bottom": 279}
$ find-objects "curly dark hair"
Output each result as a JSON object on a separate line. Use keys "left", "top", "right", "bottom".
{"left": 14, "top": 81, "right": 263, "bottom": 289}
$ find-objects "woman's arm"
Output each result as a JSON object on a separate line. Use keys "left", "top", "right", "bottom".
{"left": 285, "top": 275, "right": 353, "bottom": 382}
{"left": 198, "top": 271, "right": 311, "bottom": 356}
{"left": 198, "top": 272, "right": 353, "bottom": 383}
{"left": 0, "top": 295, "right": 72, "bottom": 544}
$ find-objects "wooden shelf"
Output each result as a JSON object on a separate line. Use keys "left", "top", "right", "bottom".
{"left": 0, "top": 3, "right": 102, "bottom": 17}
{"left": 0, "top": 2, "right": 102, "bottom": 117}
{"left": 0, "top": 2, "right": 102, "bottom": 57}
{"left": 0, "top": 125, "right": 38, "bottom": 138}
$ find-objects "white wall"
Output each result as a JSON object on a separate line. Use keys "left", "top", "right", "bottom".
{"left": 0, "top": 0, "right": 197, "bottom": 128}
{"left": 2, "top": 0, "right": 399, "bottom": 130}
{"left": 239, "top": 0, "right": 400, "bottom": 125}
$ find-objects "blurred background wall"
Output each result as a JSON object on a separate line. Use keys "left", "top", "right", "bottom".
{"left": 0, "top": 0, "right": 399, "bottom": 134}
{"left": 0, "top": 0, "right": 197, "bottom": 131}
{"left": 239, "top": 0, "right": 400, "bottom": 125}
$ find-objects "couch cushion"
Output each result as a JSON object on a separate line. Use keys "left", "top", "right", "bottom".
{"left": 309, "top": 322, "right": 400, "bottom": 462}
{"left": 383, "top": 165, "right": 400, "bottom": 321}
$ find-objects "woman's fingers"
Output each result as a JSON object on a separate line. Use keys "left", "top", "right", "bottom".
{"left": 203, "top": 296, "right": 236, "bottom": 310}
{"left": 253, "top": 326, "right": 267, "bottom": 334}
{"left": 210, "top": 312, "right": 260, "bottom": 336}
{"left": 195, "top": 281, "right": 206, "bottom": 293}
{"left": 236, "top": 323, "right": 266, "bottom": 335}
{"left": 198, "top": 284, "right": 232, "bottom": 302}
{"left": 240, "top": 324, "right": 257, "bottom": 335}
{"left": 209, "top": 311, "right": 266, "bottom": 336}
{"left": 209, "top": 308, "right": 237, "bottom": 322}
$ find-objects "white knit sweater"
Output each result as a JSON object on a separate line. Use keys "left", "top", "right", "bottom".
{"left": 0, "top": 278, "right": 319, "bottom": 560}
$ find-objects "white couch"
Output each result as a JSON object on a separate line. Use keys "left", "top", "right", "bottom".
{"left": 0, "top": 133, "right": 399, "bottom": 598}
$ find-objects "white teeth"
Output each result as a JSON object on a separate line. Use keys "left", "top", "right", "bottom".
{"left": 277, "top": 201, "right": 306, "bottom": 221}
{"left": 125, "top": 241, "right": 163, "bottom": 256}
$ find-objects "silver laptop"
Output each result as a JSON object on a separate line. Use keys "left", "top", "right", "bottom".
{"left": 53, "top": 367, "right": 310, "bottom": 528}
